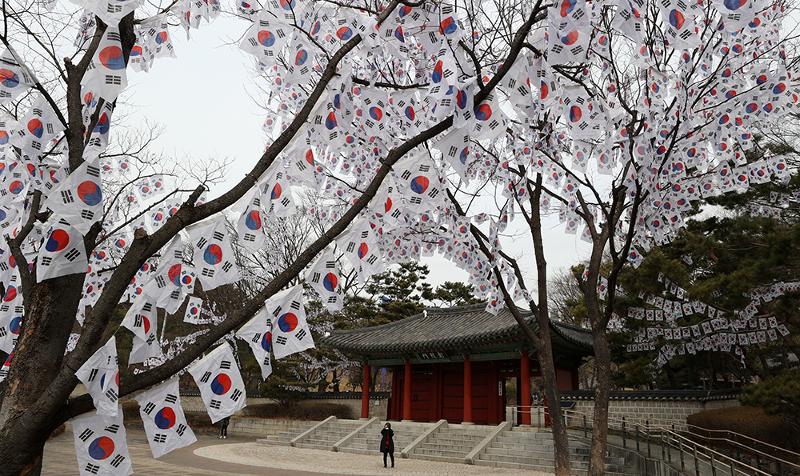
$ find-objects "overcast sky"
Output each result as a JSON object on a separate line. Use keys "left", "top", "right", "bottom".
{"left": 125, "top": 16, "right": 592, "bottom": 290}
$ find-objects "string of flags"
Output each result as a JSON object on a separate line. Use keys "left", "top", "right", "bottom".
{"left": 623, "top": 274, "right": 795, "bottom": 368}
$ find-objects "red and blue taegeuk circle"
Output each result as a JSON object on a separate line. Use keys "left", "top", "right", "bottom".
{"left": 336, "top": 26, "right": 353, "bottom": 41}
{"left": 88, "top": 436, "right": 115, "bottom": 460}
{"left": 9, "top": 316, "right": 21, "bottom": 334}
{"left": 168, "top": 263, "right": 183, "bottom": 286}
{"left": 474, "top": 103, "right": 492, "bottom": 121}
{"left": 203, "top": 244, "right": 223, "bottom": 265}
{"left": 409, "top": 176, "right": 430, "bottom": 194}
{"left": 261, "top": 331, "right": 272, "bottom": 351}
{"left": 99, "top": 46, "right": 126, "bottom": 71}
{"left": 357, "top": 242, "right": 369, "bottom": 259}
{"left": 258, "top": 30, "right": 275, "bottom": 47}
{"left": 77, "top": 180, "right": 103, "bottom": 206}
{"left": 45, "top": 229, "right": 70, "bottom": 253}
{"left": 277, "top": 312, "right": 298, "bottom": 332}
{"left": 245, "top": 210, "right": 262, "bottom": 230}
{"left": 439, "top": 16, "right": 457, "bottom": 35}
{"left": 27, "top": 118, "right": 44, "bottom": 138}
{"left": 210, "top": 373, "right": 232, "bottom": 395}
{"left": 322, "top": 272, "right": 338, "bottom": 292}
{"left": 154, "top": 407, "right": 177, "bottom": 429}
{"left": 0, "top": 69, "right": 19, "bottom": 88}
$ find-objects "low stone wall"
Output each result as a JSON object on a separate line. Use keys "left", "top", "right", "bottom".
{"left": 558, "top": 390, "right": 741, "bottom": 432}
{"left": 181, "top": 395, "right": 388, "bottom": 421}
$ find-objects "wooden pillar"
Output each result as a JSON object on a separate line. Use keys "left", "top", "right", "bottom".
{"left": 520, "top": 352, "right": 532, "bottom": 426}
{"left": 361, "top": 362, "right": 370, "bottom": 419}
{"left": 402, "top": 360, "right": 412, "bottom": 421}
{"left": 463, "top": 356, "right": 473, "bottom": 424}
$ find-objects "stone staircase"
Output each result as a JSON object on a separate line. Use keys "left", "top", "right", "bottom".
{"left": 294, "top": 418, "right": 365, "bottom": 450}
{"left": 474, "top": 427, "right": 633, "bottom": 475}
{"left": 410, "top": 424, "right": 494, "bottom": 463}
{"left": 236, "top": 418, "right": 315, "bottom": 444}
{"left": 339, "top": 420, "right": 430, "bottom": 455}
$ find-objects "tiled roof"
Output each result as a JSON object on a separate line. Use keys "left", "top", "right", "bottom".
{"left": 322, "top": 303, "right": 593, "bottom": 357}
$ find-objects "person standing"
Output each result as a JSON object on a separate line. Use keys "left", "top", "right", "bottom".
{"left": 380, "top": 422, "right": 394, "bottom": 468}
{"left": 218, "top": 416, "right": 230, "bottom": 439}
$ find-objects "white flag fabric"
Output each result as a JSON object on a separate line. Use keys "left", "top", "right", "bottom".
{"left": 81, "top": 28, "right": 128, "bottom": 101}
{"left": 236, "top": 190, "right": 267, "bottom": 252}
{"left": 264, "top": 285, "right": 314, "bottom": 360}
{"left": 183, "top": 296, "right": 204, "bottom": 324}
{"left": 71, "top": 409, "right": 132, "bottom": 476}
{"left": 121, "top": 296, "right": 163, "bottom": 365}
{"left": 235, "top": 308, "right": 273, "bottom": 380}
{"left": 10, "top": 97, "right": 63, "bottom": 160}
{"left": 188, "top": 343, "right": 246, "bottom": 423}
{"left": 44, "top": 157, "right": 103, "bottom": 235}
{"left": 306, "top": 253, "right": 343, "bottom": 311}
{"left": 0, "top": 302, "right": 22, "bottom": 354}
{"left": 141, "top": 236, "right": 195, "bottom": 313}
{"left": 189, "top": 217, "right": 240, "bottom": 291}
{"left": 0, "top": 49, "right": 35, "bottom": 105}
{"left": 135, "top": 377, "right": 197, "bottom": 458}
{"left": 36, "top": 219, "right": 88, "bottom": 282}
{"left": 75, "top": 337, "right": 120, "bottom": 417}
{"left": 338, "top": 220, "right": 384, "bottom": 280}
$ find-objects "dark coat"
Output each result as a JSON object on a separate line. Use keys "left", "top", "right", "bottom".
{"left": 380, "top": 428, "right": 394, "bottom": 453}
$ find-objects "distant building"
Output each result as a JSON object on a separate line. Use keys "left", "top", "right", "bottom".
{"left": 323, "top": 303, "right": 592, "bottom": 425}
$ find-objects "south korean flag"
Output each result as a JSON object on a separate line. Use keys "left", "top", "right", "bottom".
{"left": 75, "top": 337, "right": 120, "bottom": 417}
{"left": 36, "top": 219, "right": 88, "bottom": 283}
{"left": 189, "top": 217, "right": 240, "bottom": 292}
{"left": 81, "top": 27, "right": 128, "bottom": 101}
{"left": 264, "top": 285, "right": 315, "bottom": 360}
{"left": 236, "top": 189, "right": 266, "bottom": 252}
{"left": 71, "top": 410, "right": 132, "bottom": 476}
{"left": 121, "top": 296, "right": 163, "bottom": 365}
{"left": 188, "top": 343, "right": 246, "bottom": 423}
{"left": 0, "top": 303, "right": 23, "bottom": 354}
{"left": 142, "top": 236, "right": 195, "bottom": 314}
{"left": 0, "top": 49, "right": 35, "bottom": 105}
{"left": 306, "top": 253, "right": 343, "bottom": 312}
{"left": 338, "top": 220, "right": 384, "bottom": 280}
{"left": 235, "top": 308, "right": 273, "bottom": 380}
{"left": 44, "top": 157, "right": 103, "bottom": 235}
{"left": 183, "top": 296, "right": 205, "bottom": 324}
{"left": 135, "top": 377, "right": 196, "bottom": 458}
{"left": 10, "top": 97, "right": 63, "bottom": 160}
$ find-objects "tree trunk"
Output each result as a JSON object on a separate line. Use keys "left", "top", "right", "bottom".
{"left": 535, "top": 340, "right": 571, "bottom": 475}
{"left": 0, "top": 275, "right": 84, "bottom": 475}
{"left": 589, "top": 330, "right": 612, "bottom": 476}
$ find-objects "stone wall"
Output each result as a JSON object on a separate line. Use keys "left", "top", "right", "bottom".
{"left": 555, "top": 396, "right": 740, "bottom": 432}
{"left": 181, "top": 395, "right": 388, "bottom": 421}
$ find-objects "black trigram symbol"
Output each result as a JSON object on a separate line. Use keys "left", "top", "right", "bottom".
{"left": 210, "top": 399, "right": 221, "bottom": 410}
{"left": 230, "top": 389, "right": 242, "bottom": 402}
{"left": 153, "top": 433, "right": 167, "bottom": 443}
{"left": 200, "top": 371, "right": 211, "bottom": 383}
{"left": 220, "top": 360, "right": 231, "bottom": 370}
{"left": 109, "top": 455, "right": 125, "bottom": 468}
{"left": 79, "top": 428, "right": 94, "bottom": 441}
{"left": 143, "top": 402, "right": 156, "bottom": 415}
{"left": 84, "top": 463, "right": 100, "bottom": 474}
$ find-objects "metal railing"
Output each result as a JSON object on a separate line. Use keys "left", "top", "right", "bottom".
{"left": 507, "top": 404, "right": 798, "bottom": 476}
{"left": 685, "top": 424, "right": 800, "bottom": 468}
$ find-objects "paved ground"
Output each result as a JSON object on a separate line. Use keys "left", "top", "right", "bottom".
{"left": 44, "top": 426, "right": 550, "bottom": 476}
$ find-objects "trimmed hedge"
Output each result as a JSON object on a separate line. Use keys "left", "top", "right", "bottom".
{"left": 686, "top": 405, "right": 799, "bottom": 450}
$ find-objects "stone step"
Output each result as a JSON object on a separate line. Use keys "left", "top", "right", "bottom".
{"left": 294, "top": 442, "right": 333, "bottom": 450}
{"left": 417, "top": 441, "right": 478, "bottom": 450}
{"left": 483, "top": 446, "right": 591, "bottom": 459}
{"left": 413, "top": 447, "right": 472, "bottom": 458}
{"left": 410, "top": 452, "right": 466, "bottom": 464}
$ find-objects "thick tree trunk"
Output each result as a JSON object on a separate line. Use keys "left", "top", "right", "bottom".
{"left": 0, "top": 275, "right": 84, "bottom": 475}
{"left": 535, "top": 340, "right": 571, "bottom": 475}
{"left": 589, "top": 330, "right": 612, "bottom": 476}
